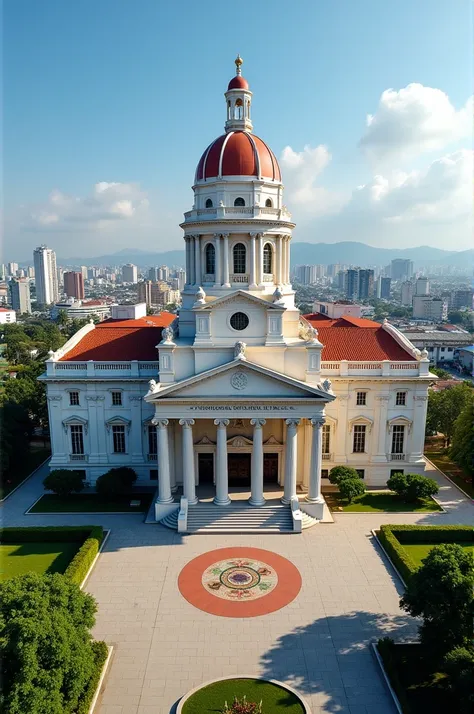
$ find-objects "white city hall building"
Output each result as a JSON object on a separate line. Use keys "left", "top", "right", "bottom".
{"left": 41, "top": 58, "right": 432, "bottom": 532}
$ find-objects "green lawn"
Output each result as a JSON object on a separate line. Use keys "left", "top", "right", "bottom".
{"left": 402, "top": 542, "right": 474, "bottom": 567}
{"left": 378, "top": 643, "right": 458, "bottom": 713}
{"left": 325, "top": 491, "right": 442, "bottom": 513}
{"left": 0, "top": 541, "right": 80, "bottom": 581}
{"left": 29, "top": 492, "right": 153, "bottom": 513}
{"left": 425, "top": 451, "right": 474, "bottom": 498}
{"left": 181, "top": 678, "right": 305, "bottom": 714}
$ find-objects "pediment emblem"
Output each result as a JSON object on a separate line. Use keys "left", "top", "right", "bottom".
{"left": 231, "top": 371, "right": 248, "bottom": 390}
{"left": 227, "top": 435, "right": 253, "bottom": 447}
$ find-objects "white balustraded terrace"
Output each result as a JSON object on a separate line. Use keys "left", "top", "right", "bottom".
{"left": 46, "top": 360, "right": 160, "bottom": 378}
{"left": 183, "top": 205, "right": 292, "bottom": 222}
{"left": 320, "top": 360, "right": 428, "bottom": 377}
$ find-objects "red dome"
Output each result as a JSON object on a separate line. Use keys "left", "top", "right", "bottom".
{"left": 228, "top": 75, "right": 249, "bottom": 90}
{"left": 195, "top": 131, "right": 281, "bottom": 182}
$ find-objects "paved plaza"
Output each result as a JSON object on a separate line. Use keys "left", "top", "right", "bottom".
{"left": 3, "top": 460, "right": 473, "bottom": 714}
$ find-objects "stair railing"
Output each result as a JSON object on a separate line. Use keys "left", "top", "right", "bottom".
{"left": 290, "top": 496, "right": 302, "bottom": 533}
{"left": 177, "top": 496, "right": 188, "bottom": 533}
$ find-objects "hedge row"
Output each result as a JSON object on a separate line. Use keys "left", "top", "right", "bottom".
{"left": 0, "top": 526, "right": 104, "bottom": 585}
{"left": 377, "top": 525, "right": 474, "bottom": 583}
{"left": 376, "top": 638, "right": 411, "bottom": 713}
{"left": 76, "top": 640, "right": 109, "bottom": 714}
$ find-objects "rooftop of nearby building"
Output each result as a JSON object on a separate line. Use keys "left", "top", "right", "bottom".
{"left": 60, "top": 312, "right": 175, "bottom": 362}
{"left": 304, "top": 313, "right": 417, "bottom": 362}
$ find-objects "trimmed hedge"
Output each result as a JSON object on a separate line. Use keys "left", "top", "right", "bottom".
{"left": 0, "top": 526, "right": 103, "bottom": 585}
{"left": 76, "top": 640, "right": 109, "bottom": 714}
{"left": 377, "top": 525, "right": 474, "bottom": 583}
{"left": 376, "top": 638, "right": 411, "bottom": 713}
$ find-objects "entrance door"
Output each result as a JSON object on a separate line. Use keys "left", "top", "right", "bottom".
{"left": 198, "top": 453, "right": 214, "bottom": 484}
{"left": 228, "top": 453, "right": 251, "bottom": 486}
{"left": 263, "top": 453, "right": 279, "bottom": 483}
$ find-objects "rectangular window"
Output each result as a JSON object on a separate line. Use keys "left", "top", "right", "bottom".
{"left": 321, "top": 469, "right": 329, "bottom": 479}
{"left": 148, "top": 424, "right": 157, "bottom": 455}
{"left": 70, "top": 425, "right": 84, "bottom": 454}
{"left": 111, "top": 391, "right": 122, "bottom": 406}
{"left": 395, "top": 391, "right": 406, "bottom": 406}
{"left": 112, "top": 425, "right": 126, "bottom": 453}
{"left": 356, "top": 392, "right": 367, "bottom": 406}
{"left": 149, "top": 469, "right": 158, "bottom": 481}
{"left": 353, "top": 425, "right": 366, "bottom": 453}
{"left": 322, "top": 424, "right": 331, "bottom": 454}
{"left": 356, "top": 469, "right": 365, "bottom": 480}
{"left": 390, "top": 469, "right": 404, "bottom": 477}
{"left": 69, "top": 391, "right": 79, "bottom": 406}
{"left": 391, "top": 425, "right": 405, "bottom": 454}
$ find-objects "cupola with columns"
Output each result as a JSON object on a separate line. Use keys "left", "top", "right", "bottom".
{"left": 180, "top": 56, "right": 297, "bottom": 339}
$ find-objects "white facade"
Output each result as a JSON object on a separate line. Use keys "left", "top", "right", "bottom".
{"left": 122, "top": 263, "right": 138, "bottom": 283}
{"left": 0, "top": 307, "right": 16, "bottom": 323}
{"left": 41, "top": 58, "right": 434, "bottom": 527}
{"left": 33, "top": 245, "right": 59, "bottom": 306}
{"left": 412, "top": 295, "right": 447, "bottom": 321}
{"left": 9, "top": 278, "right": 32, "bottom": 314}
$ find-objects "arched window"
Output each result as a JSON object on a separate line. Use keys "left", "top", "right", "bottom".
{"left": 205, "top": 243, "right": 215, "bottom": 275}
{"left": 234, "top": 197, "right": 245, "bottom": 206}
{"left": 234, "top": 98, "right": 243, "bottom": 120}
{"left": 263, "top": 243, "right": 273, "bottom": 274}
{"left": 205, "top": 198, "right": 213, "bottom": 208}
{"left": 233, "top": 243, "right": 246, "bottom": 274}
{"left": 227, "top": 100, "right": 231, "bottom": 120}
{"left": 265, "top": 198, "right": 273, "bottom": 207}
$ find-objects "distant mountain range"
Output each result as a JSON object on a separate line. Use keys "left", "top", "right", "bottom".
{"left": 52, "top": 242, "right": 474, "bottom": 270}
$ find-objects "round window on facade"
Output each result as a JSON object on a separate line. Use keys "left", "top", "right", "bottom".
{"left": 230, "top": 312, "right": 249, "bottom": 331}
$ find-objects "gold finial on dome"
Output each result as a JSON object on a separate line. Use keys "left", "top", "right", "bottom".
{"left": 235, "top": 54, "right": 243, "bottom": 75}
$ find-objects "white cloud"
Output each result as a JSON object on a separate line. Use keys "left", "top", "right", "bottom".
{"left": 29, "top": 181, "right": 148, "bottom": 229}
{"left": 350, "top": 149, "right": 472, "bottom": 223}
{"left": 360, "top": 84, "right": 472, "bottom": 165}
{"left": 279, "top": 144, "right": 348, "bottom": 215}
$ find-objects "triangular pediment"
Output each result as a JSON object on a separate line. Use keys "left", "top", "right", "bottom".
{"left": 227, "top": 435, "right": 253, "bottom": 447}
{"left": 195, "top": 290, "right": 284, "bottom": 311}
{"left": 145, "top": 358, "right": 334, "bottom": 402}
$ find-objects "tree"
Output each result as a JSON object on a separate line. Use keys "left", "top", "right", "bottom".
{"left": 338, "top": 477, "right": 366, "bottom": 503}
{"left": 426, "top": 382, "right": 473, "bottom": 447}
{"left": 96, "top": 466, "right": 137, "bottom": 497}
{"left": 0, "top": 572, "right": 98, "bottom": 714}
{"left": 430, "top": 366, "right": 452, "bottom": 380}
{"left": 387, "top": 472, "right": 439, "bottom": 502}
{"left": 450, "top": 395, "right": 474, "bottom": 484}
{"left": 328, "top": 466, "right": 360, "bottom": 485}
{"left": 443, "top": 647, "right": 474, "bottom": 714}
{"left": 43, "top": 469, "right": 85, "bottom": 496}
{"left": 400, "top": 544, "right": 474, "bottom": 661}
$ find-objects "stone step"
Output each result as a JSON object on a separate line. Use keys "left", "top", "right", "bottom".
{"left": 158, "top": 503, "right": 295, "bottom": 533}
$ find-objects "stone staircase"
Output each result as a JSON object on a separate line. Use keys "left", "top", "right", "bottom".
{"left": 159, "top": 502, "right": 300, "bottom": 534}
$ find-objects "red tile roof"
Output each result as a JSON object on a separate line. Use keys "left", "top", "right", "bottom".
{"left": 304, "top": 314, "right": 417, "bottom": 362}
{"left": 60, "top": 312, "right": 175, "bottom": 362}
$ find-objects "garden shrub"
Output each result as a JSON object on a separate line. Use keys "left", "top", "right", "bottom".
{"left": 443, "top": 647, "right": 474, "bottom": 714}
{"left": 0, "top": 572, "right": 104, "bottom": 714}
{"left": 43, "top": 469, "right": 85, "bottom": 496}
{"left": 328, "top": 466, "right": 359, "bottom": 485}
{"left": 338, "top": 476, "right": 366, "bottom": 503}
{"left": 221, "top": 696, "right": 263, "bottom": 714}
{"left": 382, "top": 524, "right": 474, "bottom": 544}
{"left": 377, "top": 525, "right": 418, "bottom": 583}
{"left": 63, "top": 526, "right": 104, "bottom": 585}
{"left": 400, "top": 544, "right": 474, "bottom": 661}
{"left": 95, "top": 466, "right": 137, "bottom": 497}
{"left": 376, "top": 638, "right": 410, "bottom": 713}
{"left": 387, "top": 472, "right": 439, "bottom": 502}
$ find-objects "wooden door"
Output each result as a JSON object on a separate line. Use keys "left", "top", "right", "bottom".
{"left": 263, "top": 453, "right": 279, "bottom": 483}
{"left": 228, "top": 453, "right": 251, "bottom": 486}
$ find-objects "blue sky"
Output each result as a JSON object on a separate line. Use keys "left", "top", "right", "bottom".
{"left": 3, "top": 0, "right": 473, "bottom": 260}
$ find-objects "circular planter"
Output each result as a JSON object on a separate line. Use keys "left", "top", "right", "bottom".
{"left": 177, "top": 675, "right": 311, "bottom": 714}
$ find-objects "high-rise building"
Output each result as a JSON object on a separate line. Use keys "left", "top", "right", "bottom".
{"left": 122, "top": 263, "right": 138, "bottom": 283}
{"left": 64, "top": 271, "right": 85, "bottom": 299}
{"left": 9, "top": 277, "right": 32, "bottom": 314}
{"left": 295, "top": 265, "right": 317, "bottom": 285}
{"left": 345, "top": 269, "right": 359, "bottom": 299}
{"left": 177, "top": 269, "right": 186, "bottom": 290}
{"left": 401, "top": 281, "right": 413, "bottom": 306}
{"left": 327, "top": 264, "right": 340, "bottom": 278}
{"left": 412, "top": 296, "right": 447, "bottom": 321}
{"left": 450, "top": 289, "right": 473, "bottom": 310}
{"left": 7, "top": 262, "right": 19, "bottom": 276}
{"left": 358, "top": 269, "right": 374, "bottom": 299}
{"left": 149, "top": 267, "right": 160, "bottom": 281}
{"left": 376, "top": 276, "right": 391, "bottom": 300}
{"left": 80, "top": 266, "right": 88, "bottom": 280}
{"left": 33, "top": 245, "right": 59, "bottom": 306}
{"left": 391, "top": 259, "right": 414, "bottom": 281}
{"left": 27, "top": 266, "right": 35, "bottom": 278}
{"left": 158, "top": 265, "right": 170, "bottom": 281}
{"left": 415, "top": 277, "right": 429, "bottom": 296}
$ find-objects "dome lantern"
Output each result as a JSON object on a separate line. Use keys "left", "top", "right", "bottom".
{"left": 225, "top": 55, "right": 253, "bottom": 133}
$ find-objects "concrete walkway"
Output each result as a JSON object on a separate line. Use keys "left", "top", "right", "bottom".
{"left": 2, "top": 459, "right": 473, "bottom": 714}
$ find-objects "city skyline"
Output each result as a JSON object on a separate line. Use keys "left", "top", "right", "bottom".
{"left": 3, "top": 0, "right": 473, "bottom": 261}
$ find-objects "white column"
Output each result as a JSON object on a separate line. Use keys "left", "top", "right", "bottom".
{"left": 249, "top": 233, "right": 257, "bottom": 288}
{"left": 179, "top": 419, "right": 197, "bottom": 504}
{"left": 185, "top": 237, "right": 191, "bottom": 286}
{"left": 194, "top": 234, "right": 201, "bottom": 286}
{"left": 282, "top": 418, "right": 300, "bottom": 504}
{"left": 373, "top": 395, "right": 389, "bottom": 462}
{"left": 249, "top": 418, "right": 266, "bottom": 506}
{"left": 411, "top": 394, "right": 429, "bottom": 461}
{"left": 281, "top": 237, "right": 287, "bottom": 285}
{"left": 306, "top": 418, "right": 325, "bottom": 503}
{"left": 168, "top": 420, "right": 177, "bottom": 492}
{"left": 285, "top": 237, "right": 290, "bottom": 283}
{"left": 222, "top": 233, "right": 230, "bottom": 287}
{"left": 214, "top": 419, "right": 230, "bottom": 505}
{"left": 258, "top": 233, "right": 264, "bottom": 285}
{"left": 156, "top": 419, "right": 173, "bottom": 504}
{"left": 276, "top": 234, "right": 283, "bottom": 285}
{"left": 214, "top": 234, "right": 222, "bottom": 287}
